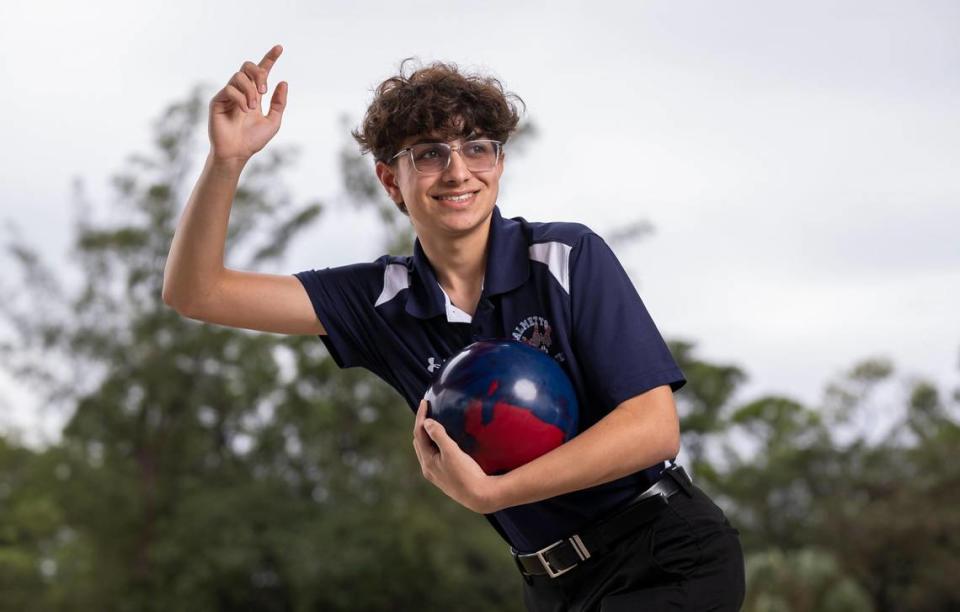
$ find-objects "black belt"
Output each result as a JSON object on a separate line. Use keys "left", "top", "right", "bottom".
{"left": 511, "top": 463, "right": 693, "bottom": 579}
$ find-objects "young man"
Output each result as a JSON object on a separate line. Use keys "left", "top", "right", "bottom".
{"left": 163, "top": 45, "right": 745, "bottom": 611}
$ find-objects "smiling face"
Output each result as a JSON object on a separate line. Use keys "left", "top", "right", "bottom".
{"left": 354, "top": 61, "right": 522, "bottom": 243}
{"left": 376, "top": 134, "right": 505, "bottom": 240}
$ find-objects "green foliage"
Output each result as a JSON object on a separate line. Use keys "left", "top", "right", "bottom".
{"left": 669, "top": 339, "right": 747, "bottom": 469}
{"left": 0, "top": 439, "right": 61, "bottom": 610}
{"left": 2, "top": 86, "right": 959, "bottom": 611}
{"left": 744, "top": 548, "right": 873, "bottom": 612}
{"left": 666, "top": 338, "right": 960, "bottom": 611}
{"left": 0, "top": 87, "right": 519, "bottom": 611}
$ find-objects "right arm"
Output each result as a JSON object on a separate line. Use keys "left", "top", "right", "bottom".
{"left": 162, "top": 44, "right": 324, "bottom": 336}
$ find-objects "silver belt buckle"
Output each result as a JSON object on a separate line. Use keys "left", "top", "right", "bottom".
{"left": 531, "top": 534, "right": 592, "bottom": 578}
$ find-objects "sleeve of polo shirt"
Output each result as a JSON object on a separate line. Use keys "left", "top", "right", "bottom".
{"left": 293, "top": 263, "right": 383, "bottom": 370}
{"left": 569, "top": 233, "right": 686, "bottom": 412}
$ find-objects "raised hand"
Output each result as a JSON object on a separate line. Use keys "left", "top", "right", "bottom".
{"left": 208, "top": 44, "right": 287, "bottom": 163}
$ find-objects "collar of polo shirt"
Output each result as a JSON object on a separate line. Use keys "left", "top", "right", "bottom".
{"left": 405, "top": 206, "right": 530, "bottom": 320}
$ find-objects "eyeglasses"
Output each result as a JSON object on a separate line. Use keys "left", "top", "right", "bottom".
{"left": 390, "top": 139, "right": 503, "bottom": 174}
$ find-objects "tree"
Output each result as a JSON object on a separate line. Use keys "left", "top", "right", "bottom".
{"left": 0, "top": 86, "right": 519, "bottom": 611}
{"left": 5, "top": 83, "right": 958, "bottom": 612}
{"left": 743, "top": 548, "right": 873, "bottom": 612}
{"left": 669, "top": 339, "right": 748, "bottom": 472}
{"left": 0, "top": 439, "right": 66, "bottom": 610}
{"left": 713, "top": 355, "right": 960, "bottom": 612}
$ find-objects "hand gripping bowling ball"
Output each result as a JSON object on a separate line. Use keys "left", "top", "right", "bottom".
{"left": 423, "top": 339, "right": 579, "bottom": 475}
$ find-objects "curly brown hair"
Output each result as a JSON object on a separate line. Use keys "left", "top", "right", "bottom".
{"left": 352, "top": 59, "right": 524, "bottom": 165}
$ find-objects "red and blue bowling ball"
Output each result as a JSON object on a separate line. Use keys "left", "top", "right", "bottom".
{"left": 423, "top": 339, "right": 579, "bottom": 475}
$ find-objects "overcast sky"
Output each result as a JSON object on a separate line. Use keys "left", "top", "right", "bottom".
{"left": 2, "top": 0, "right": 958, "bottom": 445}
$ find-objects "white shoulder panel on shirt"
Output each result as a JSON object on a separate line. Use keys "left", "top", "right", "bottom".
{"left": 375, "top": 263, "right": 410, "bottom": 307}
{"left": 528, "top": 241, "right": 572, "bottom": 294}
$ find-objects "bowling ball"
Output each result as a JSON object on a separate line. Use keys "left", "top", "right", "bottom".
{"left": 423, "top": 339, "right": 579, "bottom": 475}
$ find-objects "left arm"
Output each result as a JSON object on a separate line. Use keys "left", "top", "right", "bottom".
{"left": 413, "top": 384, "right": 680, "bottom": 514}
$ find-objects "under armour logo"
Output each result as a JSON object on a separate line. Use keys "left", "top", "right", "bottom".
{"left": 427, "top": 357, "right": 441, "bottom": 373}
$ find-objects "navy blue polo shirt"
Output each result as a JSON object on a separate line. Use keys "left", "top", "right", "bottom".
{"left": 294, "top": 206, "right": 686, "bottom": 553}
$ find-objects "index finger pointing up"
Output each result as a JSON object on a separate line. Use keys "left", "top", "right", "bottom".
{"left": 259, "top": 44, "right": 283, "bottom": 75}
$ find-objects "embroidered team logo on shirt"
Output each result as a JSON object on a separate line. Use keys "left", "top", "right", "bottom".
{"left": 512, "top": 316, "right": 554, "bottom": 353}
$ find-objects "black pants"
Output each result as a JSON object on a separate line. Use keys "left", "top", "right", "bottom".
{"left": 521, "top": 484, "right": 745, "bottom": 611}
